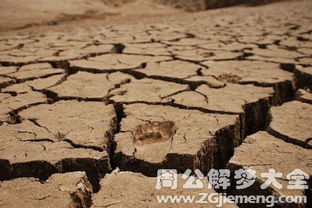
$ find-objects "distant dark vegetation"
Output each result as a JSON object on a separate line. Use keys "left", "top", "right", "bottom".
{"left": 155, "top": 0, "right": 292, "bottom": 11}
{"left": 100, "top": 0, "right": 136, "bottom": 7}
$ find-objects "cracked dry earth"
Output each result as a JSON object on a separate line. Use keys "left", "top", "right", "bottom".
{"left": 0, "top": 1, "right": 312, "bottom": 208}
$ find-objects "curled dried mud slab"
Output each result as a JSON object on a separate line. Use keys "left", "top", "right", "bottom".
{"left": 0, "top": 172, "right": 93, "bottom": 208}
{"left": 113, "top": 103, "right": 241, "bottom": 175}
{"left": 92, "top": 171, "right": 238, "bottom": 208}
{"left": 227, "top": 131, "right": 311, "bottom": 208}
{"left": 0, "top": 100, "right": 117, "bottom": 191}
{"left": 267, "top": 101, "right": 312, "bottom": 149}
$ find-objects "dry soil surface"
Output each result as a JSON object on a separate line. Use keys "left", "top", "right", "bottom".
{"left": 0, "top": 0, "right": 311, "bottom": 207}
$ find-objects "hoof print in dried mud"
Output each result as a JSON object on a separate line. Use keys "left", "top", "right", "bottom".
{"left": 132, "top": 120, "right": 177, "bottom": 145}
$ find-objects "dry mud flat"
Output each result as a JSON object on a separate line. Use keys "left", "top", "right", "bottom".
{"left": 0, "top": 0, "right": 312, "bottom": 207}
